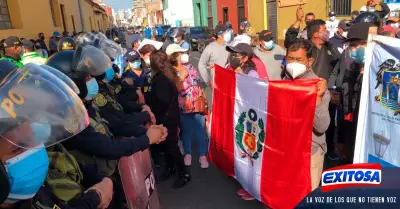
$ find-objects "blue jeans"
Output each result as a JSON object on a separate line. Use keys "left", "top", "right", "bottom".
{"left": 180, "top": 112, "right": 207, "bottom": 156}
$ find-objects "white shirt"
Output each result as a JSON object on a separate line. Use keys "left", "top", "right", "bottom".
{"left": 326, "top": 19, "right": 339, "bottom": 38}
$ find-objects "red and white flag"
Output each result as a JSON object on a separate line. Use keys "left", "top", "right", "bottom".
{"left": 208, "top": 65, "right": 318, "bottom": 209}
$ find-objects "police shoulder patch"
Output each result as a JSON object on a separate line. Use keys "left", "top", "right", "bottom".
{"left": 53, "top": 204, "right": 61, "bottom": 209}
{"left": 93, "top": 93, "right": 107, "bottom": 107}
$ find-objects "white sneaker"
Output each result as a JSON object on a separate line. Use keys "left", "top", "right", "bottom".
{"left": 184, "top": 154, "right": 192, "bottom": 166}
{"left": 199, "top": 156, "right": 209, "bottom": 169}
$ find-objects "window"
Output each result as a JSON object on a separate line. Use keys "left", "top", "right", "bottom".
{"left": 71, "top": 15, "right": 76, "bottom": 32}
{"left": 49, "top": 0, "right": 57, "bottom": 27}
{"left": 0, "top": 0, "right": 11, "bottom": 29}
{"left": 328, "top": 0, "right": 351, "bottom": 16}
{"left": 223, "top": 7, "right": 228, "bottom": 23}
{"left": 60, "top": 4, "right": 67, "bottom": 31}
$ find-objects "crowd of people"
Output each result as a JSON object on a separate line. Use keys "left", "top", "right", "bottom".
{"left": 0, "top": 0, "right": 398, "bottom": 208}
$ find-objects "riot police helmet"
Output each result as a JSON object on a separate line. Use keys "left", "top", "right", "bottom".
{"left": 93, "top": 38, "right": 123, "bottom": 59}
{"left": 58, "top": 37, "right": 75, "bottom": 51}
{"left": 0, "top": 60, "right": 89, "bottom": 204}
{"left": 351, "top": 12, "right": 381, "bottom": 27}
{"left": 74, "top": 32, "right": 97, "bottom": 46}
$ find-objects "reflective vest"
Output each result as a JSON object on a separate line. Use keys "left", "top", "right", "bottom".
{"left": 0, "top": 56, "right": 23, "bottom": 68}
{"left": 21, "top": 52, "right": 47, "bottom": 65}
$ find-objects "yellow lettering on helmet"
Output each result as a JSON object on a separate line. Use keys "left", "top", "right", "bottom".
{"left": 1, "top": 89, "right": 25, "bottom": 118}
{"left": 1, "top": 98, "right": 16, "bottom": 118}
{"left": 9, "top": 89, "right": 24, "bottom": 105}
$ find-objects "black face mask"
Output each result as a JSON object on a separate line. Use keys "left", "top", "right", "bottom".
{"left": 40, "top": 36, "right": 45, "bottom": 40}
{"left": 229, "top": 56, "right": 242, "bottom": 69}
{"left": 305, "top": 21, "right": 311, "bottom": 27}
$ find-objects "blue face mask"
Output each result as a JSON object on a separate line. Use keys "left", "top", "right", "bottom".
{"left": 103, "top": 68, "right": 115, "bottom": 83}
{"left": 173, "top": 38, "right": 179, "bottom": 43}
{"left": 5, "top": 146, "right": 49, "bottom": 203}
{"left": 85, "top": 78, "right": 99, "bottom": 101}
{"left": 263, "top": 40, "right": 275, "bottom": 50}
{"left": 349, "top": 47, "right": 365, "bottom": 64}
{"left": 129, "top": 61, "right": 142, "bottom": 69}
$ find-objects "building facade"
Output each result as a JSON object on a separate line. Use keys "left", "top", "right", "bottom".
{"left": 215, "top": 0, "right": 248, "bottom": 33}
{"left": 247, "top": 0, "right": 368, "bottom": 46}
{"left": 146, "top": 0, "right": 163, "bottom": 26}
{"left": 164, "top": 0, "right": 195, "bottom": 27}
{"left": 134, "top": 0, "right": 152, "bottom": 9}
{"left": 192, "top": 0, "right": 217, "bottom": 28}
{"left": 0, "top": 0, "right": 111, "bottom": 40}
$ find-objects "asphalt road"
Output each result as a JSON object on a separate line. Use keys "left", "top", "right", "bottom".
{"left": 156, "top": 51, "right": 267, "bottom": 209}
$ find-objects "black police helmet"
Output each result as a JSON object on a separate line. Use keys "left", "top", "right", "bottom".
{"left": 58, "top": 37, "right": 76, "bottom": 51}
{"left": 351, "top": 12, "right": 381, "bottom": 27}
{"left": 0, "top": 60, "right": 17, "bottom": 204}
{"left": 46, "top": 50, "right": 89, "bottom": 99}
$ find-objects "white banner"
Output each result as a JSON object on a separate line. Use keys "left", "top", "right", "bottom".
{"left": 354, "top": 35, "right": 400, "bottom": 167}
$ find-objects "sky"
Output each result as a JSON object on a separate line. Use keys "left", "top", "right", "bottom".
{"left": 104, "top": 0, "right": 133, "bottom": 11}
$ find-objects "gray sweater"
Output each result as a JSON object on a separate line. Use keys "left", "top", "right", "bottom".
{"left": 285, "top": 70, "right": 331, "bottom": 154}
{"left": 198, "top": 41, "right": 229, "bottom": 83}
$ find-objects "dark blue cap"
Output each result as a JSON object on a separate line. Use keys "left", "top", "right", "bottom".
{"left": 125, "top": 50, "right": 141, "bottom": 62}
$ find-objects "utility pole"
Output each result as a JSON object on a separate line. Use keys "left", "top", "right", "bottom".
{"left": 78, "top": 0, "right": 87, "bottom": 31}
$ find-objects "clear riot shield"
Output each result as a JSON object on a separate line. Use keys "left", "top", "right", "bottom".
{"left": 113, "top": 54, "right": 125, "bottom": 77}
{"left": 119, "top": 149, "right": 161, "bottom": 209}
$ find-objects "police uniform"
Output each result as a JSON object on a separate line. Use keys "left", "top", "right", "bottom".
{"left": 122, "top": 67, "right": 151, "bottom": 95}
{"left": 110, "top": 77, "right": 144, "bottom": 114}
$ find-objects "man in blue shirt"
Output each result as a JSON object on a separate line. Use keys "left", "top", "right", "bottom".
{"left": 144, "top": 27, "right": 152, "bottom": 39}
{"left": 173, "top": 29, "right": 190, "bottom": 49}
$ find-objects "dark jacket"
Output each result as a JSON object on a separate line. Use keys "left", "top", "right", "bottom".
{"left": 49, "top": 37, "right": 58, "bottom": 52}
{"left": 329, "top": 33, "right": 346, "bottom": 54}
{"left": 111, "top": 77, "right": 143, "bottom": 114}
{"left": 146, "top": 72, "right": 180, "bottom": 134}
{"left": 309, "top": 41, "right": 340, "bottom": 81}
{"left": 376, "top": 2, "right": 390, "bottom": 19}
{"left": 36, "top": 39, "right": 49, "bottom": 53}
{"left": 284, "top": 27, "right": 307, "bottom": 49}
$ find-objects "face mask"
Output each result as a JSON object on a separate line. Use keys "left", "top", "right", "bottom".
{"left": 223, "top": 32, "right": 232, "bottom": 43}
{"left": 145, "top": 58, "right": 151, "bottom": 66}
{"left": 129, "top": 61, "right": 142, "bottom": 69}
{"left": 5, "top": 146, "right": 49, "bottom": 203}
{"left": 329, "top": 16, "right": 336, "bottom": 21}
{"left": 103, "top": 68, "right": 115, "bottom": 83}
{"left": 40, "top": 36, "right": 45, "bottom": 40}
{"left": 286, "top": 62, "right": 307, "bottom": 79}
{"left": 320, "top": 31, "right": 330, "bottom": 42}
{"left": 305, "top": 21, "right": 311, "bottom": 27}
{"left": 369, "top": 7, "right": 375, "bottom": 12}
{"left": 391, "top": 23, "right": 399, "bottom": 29}
{"left": 263, "top": 40, "right": 275, "bottom": 50}
{"left": 229, "top": 56, "right": 242, "bottom": 69}
{"left": 85, "top": 78, "right": 99, "bottom": 100}
{"left": 349, "top": 47, "right": 365, "bottom": 64}
{"left": 181, "top": 54, "right": 189, "bottom": 64}
{"left": 173, "top": 38, "right": 179, "bottom": 43}
{"left": 342, "top": 31, "right": 348, "bottom": 38}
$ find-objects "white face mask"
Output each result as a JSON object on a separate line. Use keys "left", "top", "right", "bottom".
{"left": 330, "top": 16, "right": 336, "bottom": 21}
{"left": 181, "top": 54, "right": 189, "bottom": 64}
{"left": 342, "top": 31, "right": 348, "bottom": 38}
{"left": 286, "top": 62, "right": 307, "bottom": 79}
{"left": 369, "top": 7, "right": 375, "bottom": 12}
{"left": 223, "top": 32, "right": 232, "bottom": 43}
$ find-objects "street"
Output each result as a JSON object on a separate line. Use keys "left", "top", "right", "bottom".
{"left": 156, "top": 51, "right": 267, "bottom": 209}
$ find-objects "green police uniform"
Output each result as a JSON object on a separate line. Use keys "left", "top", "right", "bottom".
{"left": 21, "top": 52, "right": 47, "bottom": 65}
{"left": 0, "top": 56, "right": 23, "bottom": 68}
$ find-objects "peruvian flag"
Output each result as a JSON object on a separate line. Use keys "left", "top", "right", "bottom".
{"left": 208, "top": 65, "right": 318, "bottom": 209}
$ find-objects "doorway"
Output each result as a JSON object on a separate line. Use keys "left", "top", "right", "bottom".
{"left": 223, "top": 7, "right": 228, "bottom": 23}
{"left": 266, "top": 0, "right": 277, "bottom": 42}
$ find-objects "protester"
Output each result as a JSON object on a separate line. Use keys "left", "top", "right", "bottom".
{"left": 62, "top": 30, "right": 69, "bottom": 37}
{"left": 284, "top": 6, "right": 315, "bottom": 48}
{"left": 329, "top": 20, "right": 350, "bottom": 54}
{"left": 379, "top": 25, "right": 398, "bottom": 38}
{"left": 35, "top": 42, "right": 48, "bottom": 58}
{"left": 139, "top": 43, "right": 157, "bottom": 70}
{"left": 326, "top": 11, "right": 339, "bottom": 38}
{"left": 351, "top": 10, "right": 360, "bottom": 20}
{"left": 144, "top": 27, "right": 152, "bottom": 39}
{"left": 146, "top": 50, "right": 191, "bottom": 188}
{"left": 253, "top": 30, "right": 285, "bottom": 80}
{"left": 360, "top": 0, "right": 390, "bottom": 19}
{"left": 335, "top": 22, "right": 373, "bottom": 163}
{"left": 21, "top": 40, "right": 47, "bottom": 65}
{"left": 226, "top": 43, "right": 259, "bottom": 78}
{"left": 198, "top": 24, "right": 230, "bottom": 88}
{"left": 172, "top": 29, "right": 190, "bottom": 49}
{"left": 385, "top": 17, "right": 399, "bottom": 29}
{"left": 0, "top": 36, "right": 24, "bottom": 68}
{"left": 240, "top": 18, "right": 251, "bottom": 34}
{"left": 283, "top": 39, "right": 330, "bottom": 190}
{"left": 36, "top": 32, "right": 49, "bottom": 53}
{"left": 49, "top": 31, "right": 61, "bottom": 55}
{"left": 166, "top": 44, "right": 209, "bottom": 168}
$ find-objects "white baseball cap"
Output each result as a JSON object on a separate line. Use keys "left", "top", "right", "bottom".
{"left": 229, "top": 35, "right": 252, "bottom": 47}
{"left": 166, "top": 44, "right": 188, "bottom": 56}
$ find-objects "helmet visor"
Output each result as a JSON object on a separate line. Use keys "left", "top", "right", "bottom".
{"left": 40, "top": 64, "right": 80, "bottom": 95}
{"left": 75, "top": 32, "right": 96, "bottom": 45}
{"left": 75, "top": 45, "right": 112, "bottom": 76}
{"left": 0, "top": 64, "right": 89, "bottom": 149}
{"left": 94, "top": 38, "right": 123, "bottom": 58}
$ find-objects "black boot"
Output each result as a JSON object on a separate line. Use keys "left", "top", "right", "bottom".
{"left": 159, "top": 167, "right": 176, "bottom": 181}
{"left": 173, "top": 172, "right": 191, "bottom": 189}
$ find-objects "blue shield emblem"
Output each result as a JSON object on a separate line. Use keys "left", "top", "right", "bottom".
{"left": 380, "top": 71, "right": 400, "bottom": 113}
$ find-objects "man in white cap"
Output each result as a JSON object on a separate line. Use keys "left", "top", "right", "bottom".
{"left": 326, "top": 11, "right": 339, "bottom": 38}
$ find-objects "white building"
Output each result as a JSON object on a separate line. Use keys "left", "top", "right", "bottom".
{"left": 163, "top": 0, "right": 194, "bottom": 27}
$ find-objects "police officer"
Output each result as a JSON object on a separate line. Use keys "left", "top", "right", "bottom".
{"left": 123, "top": 52, "right": 151, "bottom": 96}
{"left": 0, "top": 36, "right": 24, "bottom": 68}
{"left": 57, "top": 37, "right": 75, "bottom": 51}
{"left": 0, "top": 60, "right": 112, "bottom": 208}
{"left": 20, "top": 40, "right": 47, "bottom": 65}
